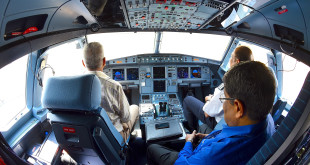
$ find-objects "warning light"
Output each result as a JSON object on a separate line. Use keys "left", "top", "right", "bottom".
{"left": 12, "top": 32, "right": 23, "bottom": 36}
{"left": 156, "top": 0, "right": 167, "bottom": 4}
{"left": 197, "top": 24, "right": 201, "bottom": 27}
{"left": 165, "top": 6, "right": 168, "bottom": 10}
{"left": 23, "top": 27, "right": 38, "bottom": 35}
{"left": 171, "top": 0, "right": 182, "bottom": 5}
{"left": 187, "top": 22, "right": 191, "bottom": 25}
{"left": 278, "top": 9, "right": 288, "bottom": 14}
{"left": 142, "top": 16, "right": 145, "bottom": 19}
{"left": 136, "top": 23, "right": 139, "bottom": 26}
{"left": 63, "top": 127, "right": 76, "bottom": 133}
{"left": 186, "top": 2, "right": 196, "bottom": 7}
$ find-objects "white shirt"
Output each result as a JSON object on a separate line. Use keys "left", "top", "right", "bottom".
{"left": 202, "top": 84, "right": 224, "bottom": 123}
{"left": 86, "top": 71, "right": 130, "bottom": 132}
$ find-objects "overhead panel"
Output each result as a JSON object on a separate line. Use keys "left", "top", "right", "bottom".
{"left": 125, "top": 0, "right": 228, "bottom": 30}
{"left": 297, "top": 0, "right": 310, "bottom": 51}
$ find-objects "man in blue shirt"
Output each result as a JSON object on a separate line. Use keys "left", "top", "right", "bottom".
{"left": 147, "top": 61, "right": 276, "bottom": 165}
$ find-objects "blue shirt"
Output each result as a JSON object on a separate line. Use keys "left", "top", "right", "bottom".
{"left": 175, "top": 114, "right": 275, "bottom": 165}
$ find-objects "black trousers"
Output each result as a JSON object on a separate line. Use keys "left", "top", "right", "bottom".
{"left": 147, "top": 144, "right": 179, "bottom": 165}
{"left": 183, "top": 96, "right": 217, "bottom": 133}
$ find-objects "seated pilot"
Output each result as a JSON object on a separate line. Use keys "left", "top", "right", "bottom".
{"left": 82, "top": 42, "right": 139, "bottom": 140}
{"left": 147, "top": 61, "right": 276, "bottom": 165}
{"left": 183, "top": 46, "right": 254, "bottom": 133}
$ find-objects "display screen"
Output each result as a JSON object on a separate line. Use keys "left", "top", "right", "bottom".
{"left": 142, "top": 95, "right": 150, "bottom": 100}
{"left": 191, "top": 67, "right": 201, "bottom": 78}
{"left": 177, "top": 67, "right": 189, "bottom": 79}
{"left": 154, "top": 80, "right": 166, "bottom": 92}
{"left": 169, "top": 94, "right": 176, "bottom": 98}
{"left": 113, "top": 69, "right": 124, "bottom": 81}
{"left": 153, "top": 67, "right": 165, "bottom": 79}
{"left": 127, "top": 68, "right": 139, "bottom": 80}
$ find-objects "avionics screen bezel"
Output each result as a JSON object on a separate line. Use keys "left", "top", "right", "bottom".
{"left": 142, "top": 95, "right": 150, "bottom": 100}
{"left": 153, "top": 67, "right": 165, "bottom": 79}
{"left": 153, "top": 80, "right": 166, "bottom": 92}
{"left": 190, "top": 67, "right": 201, "bottom": 78}
{"left": 177, "top": 67, "right": 189, "bottom": 79}
{"left": 127, "top": 68, "right": 139, "bottom": 80}
{"left": 113, "top": 69, "right": 125, "bottom": 81}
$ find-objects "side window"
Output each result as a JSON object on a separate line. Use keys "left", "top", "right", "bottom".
{"left": 42, "top": 40, "right": 85, "bottom": 85}
{"left": 281, "top": 54, "right": 310, "bottom": 104}
{"left": 221, "top": 40, "right": 272, "bottom": 72}
{"left": 238, "top": 41, "right": 270, "bottom": 64}
{"left": 0, "top": 55, "right": 28, "bottom": 128}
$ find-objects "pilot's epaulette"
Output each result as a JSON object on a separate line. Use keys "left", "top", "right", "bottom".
{"left": 217, "top": 83, "right": 224, "bottom": 91}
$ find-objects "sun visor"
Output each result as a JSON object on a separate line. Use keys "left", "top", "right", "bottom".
{"left": 47, "top": 0, "right": 98, "bottom": 33}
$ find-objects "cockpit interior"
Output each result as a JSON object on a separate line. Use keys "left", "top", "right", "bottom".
{"left": 1, "top": 0, "right": 310, "bottom": 164}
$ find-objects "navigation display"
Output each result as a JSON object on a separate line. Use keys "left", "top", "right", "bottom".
{"left": 113, "top": 69, "right": 124, "bottom": 81}
{"left": 127, "top": 68, "right": 139, "bottom": 80}
{"left": 191, "top": 67, "right": 201, "bottom": 78}
{"left": 177, "top": 67, "right": 189, "bottom": 79}
{"left": 153, "top": 67, "right": 165, "bottom": 79}
{"left": 154, "top": 80, "right": 166, "bottom": 92}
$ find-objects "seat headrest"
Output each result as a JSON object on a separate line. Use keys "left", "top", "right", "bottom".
{"left": 42, "top": 74, "right": 101, "bottom": 111}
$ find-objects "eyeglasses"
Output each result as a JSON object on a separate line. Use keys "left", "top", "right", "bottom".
{"left": 219, "top": 92, "right": 236, "bottom": 103}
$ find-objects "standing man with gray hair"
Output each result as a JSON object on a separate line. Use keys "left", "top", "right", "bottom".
{"left": 82, "top": 42, "right": 139, "bottom": 140}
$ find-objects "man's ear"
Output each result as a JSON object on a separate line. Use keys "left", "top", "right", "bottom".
{"left": 236, "top": 59, "right": 240, "bottom": 64}
{"left": 102, "top": 57, "right": 106, "bottom": 67}
{"left": 234, "top": 99, "right": 244, "bottom": 119}
{"left": 82, "top": 60, "right": 86, "bottom": 68}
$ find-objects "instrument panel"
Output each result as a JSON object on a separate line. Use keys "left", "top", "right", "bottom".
{"left": 104, "top": 54, "right": 220, "bottom": 125}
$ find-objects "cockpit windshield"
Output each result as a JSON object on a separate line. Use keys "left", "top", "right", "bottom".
{"left": 87, "top": 32, "right": 231, "bottom": 61}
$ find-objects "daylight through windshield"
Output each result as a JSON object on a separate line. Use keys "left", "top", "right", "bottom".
{"left": 87, "top": 32, "right": 231, "bottom": 61}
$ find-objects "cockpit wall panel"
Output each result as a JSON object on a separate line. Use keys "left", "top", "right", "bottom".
{"left": 47, "top": 0, "right": 97, "bottom": 33}
{"left": 0, "top": 0, "right": 68, "bottom": 47}
{"left": 235, "top": 0, "right": 308, "bottom": 51}
{"left": 4, "top": 0, "right": 68, "bottom": 16}
{"left": 260, "top": 0, "right": 305, "bottom": 30}
{"left": 232, "top": 10, "right": 273, "bottom": 38}
{"left": 0, "top": 0, "right": 96, "bottom": 48}
{"left": 259, "top": 0, "right": 307, "bottom": 50}
{"left": 0, "top": 0, "right": 9, "bottom": 34}
{"left": 297, "top": 0, "right": 310, "bottom": 52}
{"left": 0, "top": 9, "right": 56, "bottom": 47}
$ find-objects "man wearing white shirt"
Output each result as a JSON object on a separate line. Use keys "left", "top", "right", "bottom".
{"left": 183, "top": 46, "right": 254, "bottom": 133}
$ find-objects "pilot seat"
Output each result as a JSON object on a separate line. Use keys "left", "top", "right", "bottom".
{"left": 42, "top": 74, "right": 127, "bottom": 165}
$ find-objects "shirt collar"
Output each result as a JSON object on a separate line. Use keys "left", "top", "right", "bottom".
{"left": 85, "top": 70, "right": 109, "bottom": 79}
{"left": 215, "top": 118, "right": 268, "bottom": 139}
